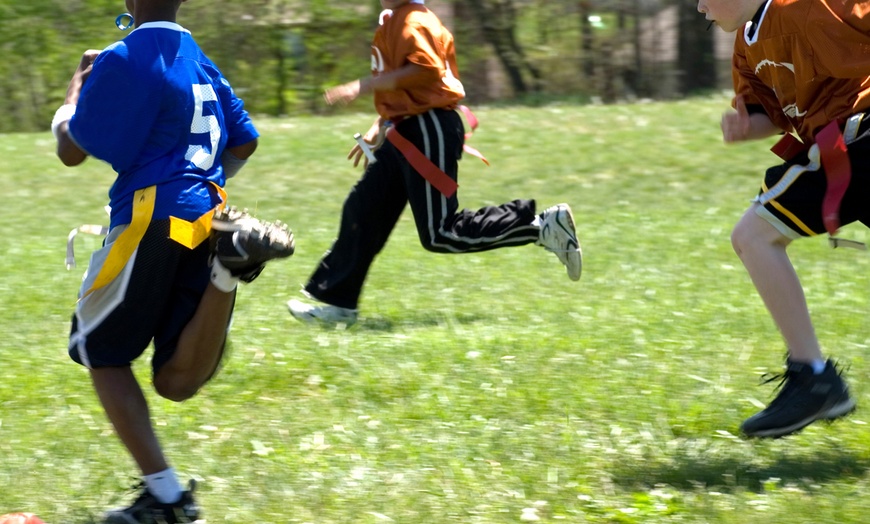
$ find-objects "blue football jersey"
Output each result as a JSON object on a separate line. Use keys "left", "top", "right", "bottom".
{"left": 69, "top": 21, "right": 259, "bottom": 228}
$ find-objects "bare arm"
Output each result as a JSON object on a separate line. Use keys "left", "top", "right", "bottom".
{"left": 55, "top": 50, "right": 101, "bottom": 166}
{"left": 227, "top": 139, "right": 258, "bottom": 160}
{"left": 721, "top": 95, "right": 781, "bottom": 143}
{"left": 323, "top": 63, "right": 429, "bottom": 106}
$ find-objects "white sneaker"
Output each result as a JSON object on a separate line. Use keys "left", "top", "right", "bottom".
{"left": 287, "top": 298, "right": 358, "bottom": 326}
{"left": 538, "top": 203, "right": 582, "bottom": 281}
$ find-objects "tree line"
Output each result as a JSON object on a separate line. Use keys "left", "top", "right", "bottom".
{"left": 0, "top": 0, "right": 720, "bottom": 134}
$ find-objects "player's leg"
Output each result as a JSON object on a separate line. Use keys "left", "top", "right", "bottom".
{"left": 289, "top": 150, "right": 408, "bottom": 323}
{"left": 69, "top": 221, "right": 201, "bottom": 521}
{"left": 155, "top": 207, "right": 295, "bottom": 397}
{"left": 731, "top": 205, "right": 821, "bottom": 362}
{"left": 151, "top": 244, "right": 235, "bottom": 402}
{"left": 736, "top": 152, "right": 857, "bottom": 438}
{"left": 400, "top": 109, "right": 581, "bottom": 279}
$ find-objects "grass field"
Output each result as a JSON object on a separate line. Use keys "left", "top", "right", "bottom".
{"left": 3, "top": 96, "right": 870, "bottom": 523}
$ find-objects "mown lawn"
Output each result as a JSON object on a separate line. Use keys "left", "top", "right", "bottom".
{"left": 2, "top": 96, "right": 870, "bottom": 523}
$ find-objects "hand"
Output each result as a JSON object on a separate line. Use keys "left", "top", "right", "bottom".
{"left": 347, "top": 120, "right": 386, "bottom": 168}
{"left": 324, "top": 80, "right": 362, "bottom": 106}
{"left": 721, "top": 95, "right": 751, "bottom": 143}
{"left": 65, "top": 49, "right": 101, "bottom": 105}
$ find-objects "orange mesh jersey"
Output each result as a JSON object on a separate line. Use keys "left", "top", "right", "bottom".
{"left": 733, "top": 0, "right": 870, "bottom": 144}
{"left": 371, "top": 3, "right": 465, "bottom": 121}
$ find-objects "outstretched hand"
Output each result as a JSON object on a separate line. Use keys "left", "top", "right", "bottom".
{"left": 721, "top": 95, "right": 751, "bottom": 143}
{"left": 324, "top": 80, "right": 362, "bottom": 106}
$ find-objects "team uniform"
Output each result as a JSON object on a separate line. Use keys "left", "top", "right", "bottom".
{"left": 302, "top": 1, "right": 541, "bottom": 311}
{"left": 734, "top": 0, "right": 870, "bottom": 238}
{"left": 67, "top": 21, "right": 258, "bottom": 372}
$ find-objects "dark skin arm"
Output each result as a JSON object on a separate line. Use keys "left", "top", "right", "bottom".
{"left": 56, "top": 50, "right": 100, "bottom": 166}
{"left": 227, "top": 139, "right": 257, "bottom": 160}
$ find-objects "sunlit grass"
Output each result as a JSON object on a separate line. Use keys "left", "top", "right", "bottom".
{"left": 3, "top": 96, "right": 870, "bottom": 523}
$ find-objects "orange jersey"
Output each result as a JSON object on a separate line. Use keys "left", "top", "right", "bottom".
{"left": 733, "top": 0, "right": 870, "bottom": 144}
{"left": 371, "top": 2, "right": 465, "bottom": 121}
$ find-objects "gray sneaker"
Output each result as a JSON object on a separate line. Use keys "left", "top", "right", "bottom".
{"left": 287, "top": 298, "right": 358, "bottom": 326}
{"left": 740, "top": 359, "right": 856, "bottom": 438}
{"left": 212, "top": 206, "right": 295, "bottom": 283}
{"left": 103, "top": 479, "right": 202, "bottom": 524}
{"left": 538, "top": 203, "right": 582, "bottom": 281}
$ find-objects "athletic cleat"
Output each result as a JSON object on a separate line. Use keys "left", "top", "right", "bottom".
{"left": 537, "top": 203, "right": 582, "bottom": 281}
{"left": 287, "top": 298, "right": 358, "bottom": 326}
{"left": 212, "top": 206, "right": 295, "bottom": 283}
{"left": 740, "top": 359, "right": 856, "bottom": 439}
{"left": 103, "top": 479, "right": 202, "bottom": 524}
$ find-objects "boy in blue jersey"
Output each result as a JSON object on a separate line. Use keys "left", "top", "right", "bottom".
{"left": 52, "top": 1, "right": 294, "bottom": 522}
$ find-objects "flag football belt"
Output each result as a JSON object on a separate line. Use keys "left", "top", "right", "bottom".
{"left": 69, "top": 183, "right": 228, "bottom": 297}
{"left": 766, "top": 112, "right": 870, "bottom": 237}
{"left": 386, "top": 105, "right": 489, "bottom": 198}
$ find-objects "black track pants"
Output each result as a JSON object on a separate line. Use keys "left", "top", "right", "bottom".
{"left": 304, "top": 108, "right": 539, "bottom": 309}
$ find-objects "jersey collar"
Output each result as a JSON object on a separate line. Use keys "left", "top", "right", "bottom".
{"left": 132, "top": 21, "right": 190, "bottom": 34}
{"left": 743, "top": 0, "right": 771, "bottom": 45}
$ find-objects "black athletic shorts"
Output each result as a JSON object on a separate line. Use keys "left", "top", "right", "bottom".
{"left": 757, "top": 125, "right": 870, "bottom": 238}
{"left": 68, "top": 219, "right": 212, "bottom": 373}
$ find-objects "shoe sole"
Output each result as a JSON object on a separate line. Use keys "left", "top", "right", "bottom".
{"left": 213, "top": 208, "right": 295, "bottom": 254}
{"left": 741, "top": 396, "right": 857, "bottom": 439}
{"left": 287, "top": 299, "right": 358, "bottom": 326}
{"left": 212, "top": 207, "right": 258, "bottom": 232}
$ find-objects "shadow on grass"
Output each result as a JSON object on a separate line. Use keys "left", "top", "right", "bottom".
{"left": 351, "top": 312, "right": 493, "bottom": 332}
{"left": 610, "top": 448, "right": 870, "bottom": 493}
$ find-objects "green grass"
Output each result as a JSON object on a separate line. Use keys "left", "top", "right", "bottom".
{"left": 3, "top": 96, "right": 870, "bottom": 523}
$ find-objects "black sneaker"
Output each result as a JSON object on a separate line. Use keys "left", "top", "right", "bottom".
{"left": 103, "top": 479, "right": 201, "bottom": 524}
{"left": 212, "top": 206, "right": 295, "bottom": 283}
{"left": 740, "top": 359, "right": 856, "bottom": 438}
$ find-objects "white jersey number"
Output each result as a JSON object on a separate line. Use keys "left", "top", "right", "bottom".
{"left": 185, "top": 84, "right": 221, "bottom": 171}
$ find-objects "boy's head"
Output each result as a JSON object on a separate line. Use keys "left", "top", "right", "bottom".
{"left": 124, "top": 0, "right": 186, "bottom": 24}
{"left": 697, "top": 0, "right": 766, "bottom": 33}
{"left": 380, "top": 0, "right": 417, "bottom": 10}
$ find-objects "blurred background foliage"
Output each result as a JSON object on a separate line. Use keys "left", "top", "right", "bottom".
{"left": 0, "top": 0, "right": 730, "bottom": 133}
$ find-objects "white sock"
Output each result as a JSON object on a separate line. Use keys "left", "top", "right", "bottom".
{"left": 144, "top": 468, "right": 183, "bottom": 504}
{"left": 531, "top": 215, "right": 542, "bottom": 227}
{"left": 811, "top": 359, "right": 827, "bottom": 375}
{"left": 210, "top": 257, "right": 239, "bottom": 293}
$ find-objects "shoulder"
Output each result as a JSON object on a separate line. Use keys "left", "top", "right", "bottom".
{"left": 767, "top": 0, "right": 813, "bottom": 29}
{"left": 90, "top": 40, "right": 138, "bottom": 79}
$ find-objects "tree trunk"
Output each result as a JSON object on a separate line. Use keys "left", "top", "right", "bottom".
{"left": 462, "top": 0, "right": 540, "bottom": 95}
{"left": 677, "top": 0, "right": 716, "bottom": 94}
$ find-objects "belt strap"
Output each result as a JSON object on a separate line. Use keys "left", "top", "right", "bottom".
{"left": 458, "top": 105, "right": 489, "bottom": 166}
{"left": 816, "top": 119, "right": 851, "bottom": 235}
{"left": 169, "top": 183, "right": 227, "bottom": 248}
{"left": 387, "top": 127, "right": 458, "bottom": 198}
{"left": 83, "top": 185, "right": 155, "bottom": 297}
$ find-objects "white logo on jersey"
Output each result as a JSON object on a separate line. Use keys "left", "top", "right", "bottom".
{"left": 782, "top": 103, "right": 807, "bottom": 118}
{"left": 372, "top": 46, "right": 385, "bottom": 73}
{"left": 755, "top": 59, "right": 795, "bottom": 75}
{"left": 755, "top": 61, "right": 806, "bottom": 119}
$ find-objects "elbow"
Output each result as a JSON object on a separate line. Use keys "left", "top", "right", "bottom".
{"left": 228, "top": 138, "right": 258, "bottom": 161}
{"left": 57, "top": 148, "right": 87, "bottom": 167}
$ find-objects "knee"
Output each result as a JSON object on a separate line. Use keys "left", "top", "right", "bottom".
{"left": 730, "top": 220, "right": 750, "bottom": 258}
{"left": 731, "top": 208, "right": 786, "bottom": 258}
{"left": 419, "top": 237, "right": 438, "bottom": 252}
{"left": 418, "top": 235, "right": 449, "bottom": 253}
{"left": 153, "top": 376, "right": 201, "bottom": 402}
